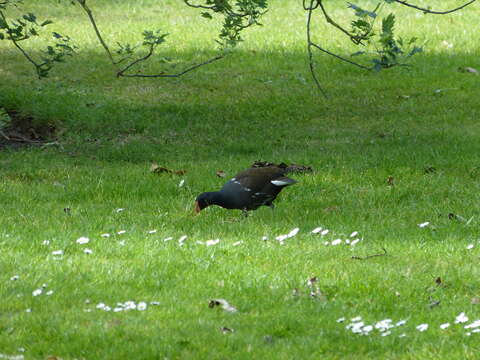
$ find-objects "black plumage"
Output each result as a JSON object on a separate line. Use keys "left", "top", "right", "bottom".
{"left": 195, "top": 166, "right": 297, "bottom": 214}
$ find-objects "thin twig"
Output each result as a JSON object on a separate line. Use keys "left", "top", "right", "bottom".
{"left": 118, "top": 54, "right": 224, "bottom": 78}
{"left": 305, "top": 0, "right": 327, "bottom": 97}
{"left": 183, "top": 0, "right": 216, "bottom": 10}
{"left": 310, "top": 43, "right": 372, "bottom": 70}
{"left": 116, "top": 44, "right": 155, "bottom": 77}
{"left": 0, "top": 129, "right": 10, "bottom": 141}
{"left": 75, "top": 0, "right": 225, "bottom": 78}
{"left": 393, "top": 0, "right": 477, "bottom": 14}
{"left": 318, "top": 1, "right": 359, "bottom": 43}
{"left": 352, "top": 247, "right": 387, "bottom": 260}
{"left": 76, "top": 0, "right": 117, "bottom": 65}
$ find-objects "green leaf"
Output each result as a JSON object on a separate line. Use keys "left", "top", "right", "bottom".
{"left": 408, "top": 46, "right": 423, "bottom": 57}
{"left": 201, "top": 12, "right": 213, "bottom": 19}
{"left": 351, "top": 51, "right": 366, "bottom": 57}
{"left": 382, "top": 13, "right": 395, "bottom": 35}
{"left": 41, "top": 20, "right": 53, "bottom": 27}
{"left": 22, "top": 13, "right": 37, "bottom": 24}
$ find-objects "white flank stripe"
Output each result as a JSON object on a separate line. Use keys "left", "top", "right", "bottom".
{"left": 271, "top": 180, "right": 290, "bottom": 186}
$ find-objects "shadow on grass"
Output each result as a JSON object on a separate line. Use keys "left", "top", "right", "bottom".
{"left": 1, "top": 47, "right": 479, "bottom": 164}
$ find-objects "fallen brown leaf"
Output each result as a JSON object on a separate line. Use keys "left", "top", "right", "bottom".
{"left": 424, "top": 166, "right": 436, "bottom": 174}
{"left": 458, "top": 66, "right": 479, "bottom": 75}
{"left": 216, "top": 170, "right": 226, "bottom": 178}
{"left": 387, "top": 176, "right": 394, "bottom": 186}
{"left": 221, "top": 326, "right": 234, "bottom": 334}
{"left": 150, "top": 163, "right": 186, "bottom": 175}
{"left": 472, "top": 297, "right": 480, "bottom": 305}
{"left": 209, "top": 299, "right": 237, "bottom": 313}
{"left": 307, "top": 277, "right": 318, "bottom": 287}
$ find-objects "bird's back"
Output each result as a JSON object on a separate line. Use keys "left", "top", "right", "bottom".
{"left": 220, "top": 167, "right": 296, "bottom": 210}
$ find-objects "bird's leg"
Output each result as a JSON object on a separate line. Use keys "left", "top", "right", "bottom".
{"left": 242, "top": 208, "right": 249, "bottom": 218}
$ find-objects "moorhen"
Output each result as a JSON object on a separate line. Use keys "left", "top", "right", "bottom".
{"left": 195, "top": 166, "right": 297, "bottom": 215}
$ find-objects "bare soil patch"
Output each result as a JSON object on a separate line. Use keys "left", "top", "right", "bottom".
{"left": 0, "top": 108, "right": 56, "bottom": 150}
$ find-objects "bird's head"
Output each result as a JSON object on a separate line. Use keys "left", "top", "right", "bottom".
{"left": 194, "top": 192, "right": 216, "bottom": 213}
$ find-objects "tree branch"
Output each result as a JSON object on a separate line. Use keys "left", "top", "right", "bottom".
{"left": 392, "top": 0, "right": 477, "bottom": 15}
{"left": 118, "top": 54, "right": 224, "bottom": 78}
{"left": 75, "top": 0, "right": 117, "bottom": 65}
{"left": 305, "top": 0, "right": 327, "bottom": 97}
{"left": 310, "top": 43, "right": 372, "bottom": 70}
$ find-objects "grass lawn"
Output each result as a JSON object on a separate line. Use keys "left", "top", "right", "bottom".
{"left": 1, "top": 0, "right": 480, "bottom": 358}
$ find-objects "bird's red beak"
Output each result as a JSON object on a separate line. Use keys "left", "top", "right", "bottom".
{"left": 194, "top": 201, "right": 201, "bottom": 214}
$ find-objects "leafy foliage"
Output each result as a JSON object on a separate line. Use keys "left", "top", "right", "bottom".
{"left": 348, "top": 2, "right": 423, "bottom": 69}
{"left": 0, "top": 0, "right": 75, "bottom": 78}
{"left": 0, "top": 0, "right": 474, "bottom": 84}
{"left": 184, "top": 0, "right": 268, "bottom": 48}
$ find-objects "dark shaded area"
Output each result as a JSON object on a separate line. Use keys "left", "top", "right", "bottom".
{"left": 0, "top": 108, "right": 56, "bottom": 149}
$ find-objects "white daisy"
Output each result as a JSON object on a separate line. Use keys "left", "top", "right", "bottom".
{"left": 76, "top": 237, "right": 90, "bottom": 245}
{"left": 206, "top": 239, "right": 220, "bottom": 246}
{"left": 455, "top": 312, "right": 469, "bottom": 324}
{"left": 287, "top": 228, "right": 300, "bottom": 238}
{"left": 416, "top": 323, "right": 428, "bottom": 332}
{"left": 276, "top": 234, "right": 288, "bottom": 242}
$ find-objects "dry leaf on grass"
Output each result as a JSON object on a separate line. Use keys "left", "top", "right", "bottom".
{"left": 221, "top": 326, "right": 234, "bottom": 334}
{"left": 150, "top": 163, "right": 186, "bottom": 175}
{"left": 458, "top": 66, "right": 479, "bottom": 75}
{"left": 208, "top": 299, "right": 238, "bottom": 313}
{"left": 216, "top": 170, "right": 226, "bottom": 178}
{"left": 387, "top": 176, "right": 394, "bottom": 186}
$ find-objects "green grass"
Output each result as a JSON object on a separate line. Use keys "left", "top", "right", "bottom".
{"left": 1, "top": 0, "right": 480, "bottom": 358}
